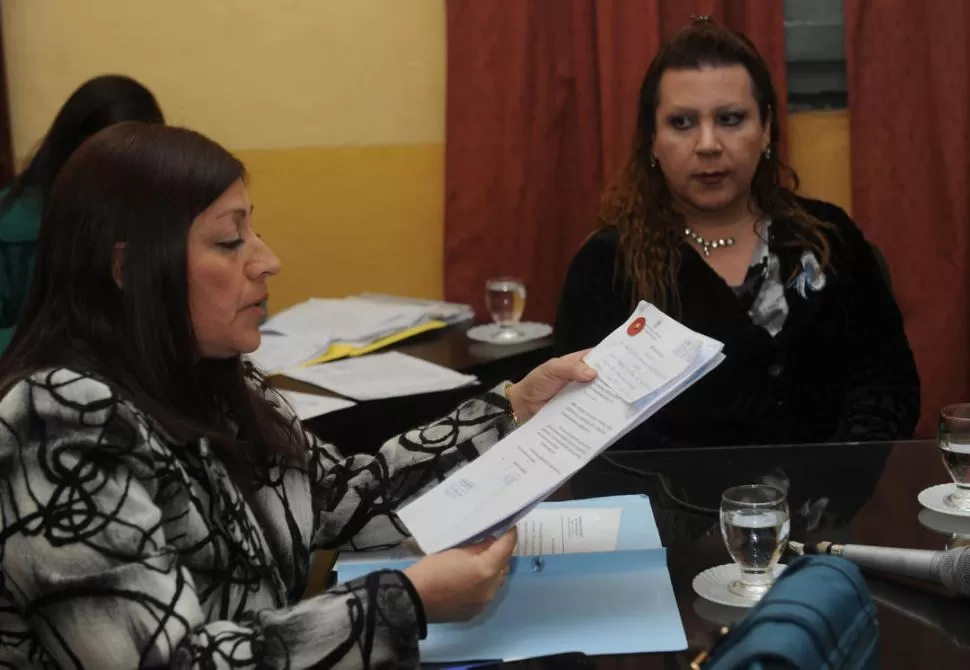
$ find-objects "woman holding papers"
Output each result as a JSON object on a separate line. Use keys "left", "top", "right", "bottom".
{"left": 556, "top": 18, "right": 919, "bottom": 448}
{"left": 0, "top": 124, "right": 596, "bottom": 669}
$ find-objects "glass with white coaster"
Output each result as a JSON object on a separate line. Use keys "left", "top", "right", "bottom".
{"left": 919, "top": 403, "right": 970, "bottom": 517}
{"left": 693, "top": 484, "right": 790, "bottom": 608}
{"left": 467, "top": 277, "right": 552, "bottom": 344}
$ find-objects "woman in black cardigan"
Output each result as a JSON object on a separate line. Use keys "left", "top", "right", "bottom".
{"left": 555, "top": 19, "right": 920, "bottom": 448}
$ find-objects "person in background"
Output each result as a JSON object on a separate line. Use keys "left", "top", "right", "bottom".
{"left": 0, "top": 74, "right": 163, "bottom": 351}
{"left": 555, "top": 18, "right": 919, "bottom": 448}
{"left": 0, "top": 122, "right": 597, "bottom": 668}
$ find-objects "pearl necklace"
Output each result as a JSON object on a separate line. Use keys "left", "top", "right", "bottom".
{"left": 684, "top": 226, "right": 736, "bottom": 256}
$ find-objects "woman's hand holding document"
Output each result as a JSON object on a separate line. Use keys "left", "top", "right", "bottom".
{"left": 339, "top": 496, "right": 687, "bottom": 661}
{"left": 506, "top": 349, "right": 598, "bottom": 422}
{"left": 403, "top": 529, "right": 518, "bottom": 623}
{"left": 397, "top": 301, "right": 725, "bottom": 554}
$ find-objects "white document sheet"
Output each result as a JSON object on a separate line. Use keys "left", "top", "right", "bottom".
{"left": 262, "top": 298, "right": 429, "bottom": 345}
{"left": 583, "top": 316, "right": 702, "bottom": 404}
{"left": 512, "top": 508, "right": 622, "bottom": 556}
{"left": 334, "top": 507, "right": 623, "bottom": 565}
{"left": 277, "top": 390, "right": 356, "bottom": 420}
{"left": 397, "top": 301, "right": 725, "bottom": 554}
{"left": 248, "top": 333, "right": 332, "bottom": 375}
{"left": 281, "top": 351, "right": 478, "bottom": 401}
{"left": 354, "top": 293, "right": 475, "bottom": 325}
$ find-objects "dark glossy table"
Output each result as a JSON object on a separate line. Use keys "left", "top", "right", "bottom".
{"left": 284, "top": 329, "right": 964, "bottom": 667}
{"left": 530, "top": 440, "right": 969, "bottom": 669}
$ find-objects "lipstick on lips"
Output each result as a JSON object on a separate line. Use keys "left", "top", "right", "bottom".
{"left": 694, "top": 171, "right": 727, "bottom": 185}
{"left": 245, "top": 296, "right": 268, "bottom": 316}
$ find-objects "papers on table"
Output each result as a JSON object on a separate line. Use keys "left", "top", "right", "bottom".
{"left": 250, "top": 295, "right": 478, "bottom": 397}
{"left": 397, "top": 301, "right": 724, "bottom": 554}
{"left": 276, "top": 390, "right": 356, "bottom": 420}
{"left": 281, "top": 351, "right": 478, "bottom": 401}
{"left": 354, "top": 293, "right": 474, "bottom": 325}
{"left": 263, "top": 297, "right": 438, "bottom": 346}
{"left": 248, "top": 333, "right": 332, "bottom": 375}
{"left": 336, "top": 495, "right": 687, "bottom": 662}
{"left": 258, "top": 296, "right": 465, "bottom": 368}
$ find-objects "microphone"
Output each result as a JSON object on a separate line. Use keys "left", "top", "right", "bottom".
{"left": 789, "top": 540, "right": 970, "bottom": 597}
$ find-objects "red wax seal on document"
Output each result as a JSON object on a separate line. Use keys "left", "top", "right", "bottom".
{"left": 627, "top": 316, "right": 646, "bottom": 336}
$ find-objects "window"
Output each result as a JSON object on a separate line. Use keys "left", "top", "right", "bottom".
{"left": 785, "top": 0, "right": 846, "bottom": 111}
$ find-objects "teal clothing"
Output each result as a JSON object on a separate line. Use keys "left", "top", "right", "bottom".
{"left": 0, "top": 188, "right": 42, "bottom": 352}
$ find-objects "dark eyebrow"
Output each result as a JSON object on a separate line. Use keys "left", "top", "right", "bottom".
{"left": 216, "top": 205, "right": 254, "bottom": 221}
{"left": 665, "top": 105, "right": 747, "bottom": 115}
{"left": 212, "top": 207, "right": 251, "bottom": 237}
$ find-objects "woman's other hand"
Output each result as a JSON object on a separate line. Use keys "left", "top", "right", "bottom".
{"left": 403, "top": 528, "right": 517, "bottom": 622}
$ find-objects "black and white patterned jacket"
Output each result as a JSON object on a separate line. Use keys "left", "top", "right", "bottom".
{"left": 0, "top": 368, "right": 513, "bottom": 668}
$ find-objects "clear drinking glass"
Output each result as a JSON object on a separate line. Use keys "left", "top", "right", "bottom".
{"left": 939, "top": 404, "right": 970, "bottom": 511}
{"left": 720, "top": 484, "right": 790, "bottom": 599}
{"left": 946, "top": 535, "right": 970, "bottom": 551}
{"left": 484, "top": 278, "right": 526, "bottom": 341}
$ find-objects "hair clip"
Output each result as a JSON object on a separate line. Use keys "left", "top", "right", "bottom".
{"left": 691, "top": 14, "right": 712, "bottom": 23}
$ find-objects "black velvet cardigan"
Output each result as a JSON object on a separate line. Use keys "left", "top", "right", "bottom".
{"left": 554, "top": 195, "right": 920, "bottom": 448}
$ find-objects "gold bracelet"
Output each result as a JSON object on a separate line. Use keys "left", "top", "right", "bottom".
{"left": 503, "top": 382, "right": 520, "bottom": 426}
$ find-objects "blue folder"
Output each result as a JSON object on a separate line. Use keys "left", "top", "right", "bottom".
{"left": 335, "top": 495, "right": 687, "bottom": 663}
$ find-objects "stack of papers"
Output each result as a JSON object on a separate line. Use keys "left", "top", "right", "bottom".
{"left": 397, "top": 301, "right": 725, "bottom": 554}
{"left": 336, "top": 495, "right": 687, "bottom": 662}
{"left": 249, "top": 333, "right": 333, "bottom": 375}
{"left": 282, "top": 351, "right": 478, "bottom": 401}
{"left": 264, "top": 298, "right": 431, "bottom": 345}
{"left": 251, "top": 297, "right": 461, "bottom": 371}
{"left": 354, "top": 293, "right": 474, "bottom": 325}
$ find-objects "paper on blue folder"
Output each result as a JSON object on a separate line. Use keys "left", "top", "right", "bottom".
{"left": 335, "top": 495, "right": 687, "bottom": 663}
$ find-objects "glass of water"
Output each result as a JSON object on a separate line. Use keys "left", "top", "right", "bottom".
{"left": 484, "top": 278, "right": 526, "bottom": 341}
{"left": 939, "top": 404, "right": 970, "bottom": 511}
{"left": 720, "top": 484, "right": 790, "bottom": 600}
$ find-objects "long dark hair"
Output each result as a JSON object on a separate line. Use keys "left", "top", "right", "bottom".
{"left": 0, "top": 123, "right": 304, "bottom": 483}
{"left": 0, "top": 75, "right": 163, "bottom": 215}
{"left": 601, "top": 19, "right": 833, "bottom": 310}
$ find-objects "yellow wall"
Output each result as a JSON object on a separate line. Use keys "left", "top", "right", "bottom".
{"left": 788, "top": 109, "right": 852, "bottom": 214}
{"left": 2, "top": 0, "right": 447, "bottom": 311}
{"left": 3, "top": 1, "right": 851, "bottom": 312}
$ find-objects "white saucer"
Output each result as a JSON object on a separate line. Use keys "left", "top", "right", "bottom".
{"left": 692, "top": 563, "right": 787, "bottom": 608}
{"left": 466, "top": 322, "right": 552, "bottom": 345}
{"left": 917, "top": 483, "right": 970, "bottom": 518}
{"left": 693, "top": 597, "right": 750, "bottom": 626}
{"left": 918, "top": 508, "right": 970, "bottom": 535}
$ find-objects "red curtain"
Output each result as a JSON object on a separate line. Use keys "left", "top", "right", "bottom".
{"left": 444, "top": 0, "right": 787, "bottom": 324}
{"left": 845, "top": 0, "right": 970, "bottom": 436}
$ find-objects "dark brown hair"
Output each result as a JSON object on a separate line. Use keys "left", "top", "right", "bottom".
{"left": 600, "top": 19, "right": 833, "bottom": 310}
{"left": 0, "top": 123, "right": 305, "bottom": 486}
{"left": 0, "top": 75, "right": 164, "bottom": 217}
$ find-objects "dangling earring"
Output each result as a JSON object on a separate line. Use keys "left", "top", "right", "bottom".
{"left": 764, "top": 147, "right": 772, "bottom": 160}
{"left": 650, "top": 155, "right": 658, "bottom": 168}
